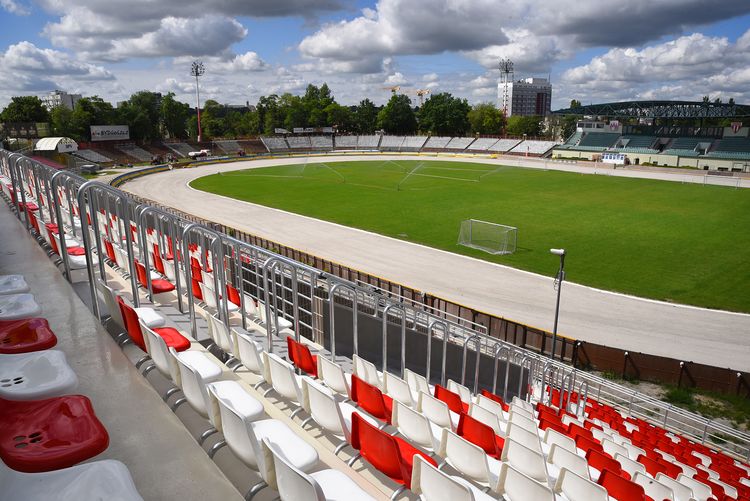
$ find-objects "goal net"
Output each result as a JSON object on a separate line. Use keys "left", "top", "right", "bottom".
{"left": 458, "top": 219, "right": 517, "bottom": 255}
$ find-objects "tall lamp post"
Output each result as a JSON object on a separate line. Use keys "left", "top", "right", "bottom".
{"left": 550, "top": 248, "right": 566, "bottom": 360}
{"left": 191, "top": 61, "right": 205, "bottom": 143}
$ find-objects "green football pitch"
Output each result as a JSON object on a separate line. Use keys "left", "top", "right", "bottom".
{"left": 191, "top": 159, "right": 750, "bottom": 313}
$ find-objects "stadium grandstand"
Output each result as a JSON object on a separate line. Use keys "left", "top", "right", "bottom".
{"left": 256, "top": 134, "right": 560, "bottom": 157}
{"left": 422, "top": 136, "right": 452, "bottom": 150}
{"left": 489, "top": 138, "right": 522, "bottom": 152}
{"left": 379, "top": 135, "right": 406, "bottom": 151}
{"left": 466, "top": 137, "right": 500, "bottom": 152}
{"left": 356, "top": 134, "right": 382, "bottom": 150}
{"left": 333, "top": 135, "right": 357, "bottom": 149}
{"left": 115, "top": 143, "right": 152, "bottom": 162}
{"left": 2, "top": 148, "right": 749, "bottom": 501}
{"left": 286, "top": 135, "right": 312, "bottom": 150}
{"left": 72, "top": 148, "right": 114, "bottom": 164}
{"left": 552, "top": 100, "right": 750, "bottom": 171}
{"left": 163, "top": 142, "right": 195, "bottom": 158}
{"left": 214, "top": 140, "right": 242, "bottom": 154}
{"left": 310, "top": 135, "right": 333, "bottom": 150}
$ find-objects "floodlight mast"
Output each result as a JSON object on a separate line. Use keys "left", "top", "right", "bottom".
{"left": 499, "top": 58, "right": 514, "bottom": 120}
{"left": 191, "top": 61, "right": 205, "bottom": 143}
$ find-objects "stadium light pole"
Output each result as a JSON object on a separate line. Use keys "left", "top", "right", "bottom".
{"left": 550, "top": 248, "right": 566, "bottom": 360}
{"left": 191, "top": 61, "right": 205, "bottom": 143}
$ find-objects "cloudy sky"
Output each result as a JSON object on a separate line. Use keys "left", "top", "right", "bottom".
{"left": 0, "top": 0, "right": 749, "bottom": 109}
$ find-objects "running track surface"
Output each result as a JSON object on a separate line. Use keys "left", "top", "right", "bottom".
{"left": 122, "top": 154, "right": 750, "bottom": 371}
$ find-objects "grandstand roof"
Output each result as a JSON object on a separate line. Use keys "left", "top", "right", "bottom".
{"left": 553, "top": 100, "right": 750, "bottom": 119}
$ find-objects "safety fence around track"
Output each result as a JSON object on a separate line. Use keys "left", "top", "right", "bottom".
{"left": 111, "top": 160, "right": 750, "bottom": 400}
{"left": 3, "top": 148, "right": 749, "bottom": 461}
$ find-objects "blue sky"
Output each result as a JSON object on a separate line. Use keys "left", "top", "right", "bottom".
{"left": 0, "top": 0, "right": 749, "bottom": 108}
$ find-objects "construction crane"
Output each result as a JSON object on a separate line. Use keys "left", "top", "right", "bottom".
{"left": 414, "top": 89, "right": 431, "bottom": 106}
{"left": 381, "top": 86, "right": 401, "bottom": 95}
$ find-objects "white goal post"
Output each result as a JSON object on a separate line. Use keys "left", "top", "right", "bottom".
{"left": 458, "top": 219, "right": 517, "bottom": 255}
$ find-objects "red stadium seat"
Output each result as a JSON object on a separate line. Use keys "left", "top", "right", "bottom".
{"left": 116, "top": 296, "right": 190, "bottom": 353}
{"left": 226, "top": 284, "right": 241, "bottom": 307}
{"left": 587, "top": 449, "right": 628, "bottom": 479}
{"left": 597, "top": 468, "right": 647, "bottom": 501}
{"left": 0, "top": 395, "right": 109, "bottom": 472}
{"left": 0, "top": 318, "right": 57, "bottom": 354}
{"left": 434, "top": 385, "right": 467, "bottom": 415}
{"left": 351, "top": 375, "right": 393, "bottom": 424}
{"left": 134, "top": 261, "right": 174, "bottom": 294}
{"left": 480, "top": 389, "right": 510, "bottom": 412}
{"left": 350, "top": 412, "right": 436, "bottom": 493}
{"left": 286, "top": 337, "right": 318, "bottom": 378}
{"left": 456, "top": 413, "right": 504, "bottom": 459}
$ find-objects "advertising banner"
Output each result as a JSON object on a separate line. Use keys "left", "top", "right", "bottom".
{"left": 90, "top": 125, "right": 130, "bottom": 141}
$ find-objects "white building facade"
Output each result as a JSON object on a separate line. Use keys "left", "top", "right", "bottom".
{"left": 41, "top": 90, "right": 82, "bottom": 111}
{"left": 497, "top": 78, "right": 552, "bottom": 117}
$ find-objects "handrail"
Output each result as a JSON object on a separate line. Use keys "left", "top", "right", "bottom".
{"left": 461, "top": 334, "right": 482, "bottom": 394}
{"left": 427, "top": 319, "right": 448, "bottom": 386}
{"left": 382, "top": 303, "right": 406, "bottom": 378}
{"left": 329, "top": 282, "right": 357, "bottom": 361}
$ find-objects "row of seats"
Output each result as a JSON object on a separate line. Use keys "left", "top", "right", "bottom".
{"left": 260, "top": 135, "right": 557, "bottom": 155}
{"left": 89, "top": 201, "right": 384, "bottom": 499}
{"left": 0, "top": 261, "right": 142, "bottom": 500}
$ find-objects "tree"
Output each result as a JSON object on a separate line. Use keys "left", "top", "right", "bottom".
{"left": 353, "top": 99, "right": 378, "bottom": 133}
{"left": 417, "top": 92, "right": 470, "bottom": 136}
{"left": 468, "top": 103, "right": 505, "bottom": 135}
{"left": 569, "top": 99, "right": 582, "bottom": 109}
{"left": 506, "top": 115, "right": 542, "bottom": 137}
{"left": 49, "top": 105, "right": 74, "bottom": 138}
{"left": 280, "top": 93, "right": 306, "bottom": 131}
{"left": 69, "top": 96, "right": 116, "bottom": 141}
{"left": 0, "top": 96, "right": 49, "bottom": 123}
{"left": 376, "top": 94, "right": 417, "bottom": 134}
{"left": 160, "top": 92, "right": 190, "bottom": 139}
{"left": 560, "top": 115, "right": 579, "bottom": 140}
{"left": 257, "top": 94, "right": 283, "bottom": 134}
{"left": 324, "top": 102, "right": 353, "bottom": 131}
{"left": 118, "top": 91, "right": 161, "bottom": 141}
{"left": 198, "top": 99, "right": 225, "bottom": 138}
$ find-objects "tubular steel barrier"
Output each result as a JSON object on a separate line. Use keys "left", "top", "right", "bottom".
{"left": 2, "top": 149, "right": 749, "bottom": 461}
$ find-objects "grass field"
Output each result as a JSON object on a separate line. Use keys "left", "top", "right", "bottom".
{"left": 191, "top": 159, "right": 750, "bottom": 313}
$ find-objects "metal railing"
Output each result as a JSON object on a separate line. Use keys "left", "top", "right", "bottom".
{"left": 2, "top": 148, "right": 749, "bottom": 462}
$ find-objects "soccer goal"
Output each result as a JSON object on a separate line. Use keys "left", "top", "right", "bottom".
{"left": 458, "top": 219, "right": 517, "bottom": 255}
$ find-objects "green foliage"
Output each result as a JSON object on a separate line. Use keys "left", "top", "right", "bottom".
{"left": 377, "top": 94, "right": 417, "bottom": 134}
{"left": 49, "top": 105, "right": 74, "bottom": 137}
{"left": 353, "top": 99, "right": 378, "bottom": 134}
{"left": 70, "top": 96, "right": 116, "bottom": 141}
{"left": 417, "top": 92, "right": 470, "bottom": 136}
{"left": 0, "top": 96, "right": 49, "bottom": 123}
{"left": 570, "top": 99, "right": 582, "bottom": 108}
{"left": 468, "top": 103, "right": 505, "bottom": 135}
{"left": 118, "top": 91, "right": 161, "bottom": 141}
{"left": 506, "top": 115, "right": 542, "bottom": 137}
{"left": 192, "top": 160, "right": 750, "bottom": 312}
{"left": 664, "top": 387, "right": 695, "bottom": 406}
{"left": 160, "top": 92, "right": 190, "bottom": 139}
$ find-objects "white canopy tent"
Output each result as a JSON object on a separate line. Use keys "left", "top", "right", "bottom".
{"left": 34, "top": 137, "right": 78, "bottom": 153}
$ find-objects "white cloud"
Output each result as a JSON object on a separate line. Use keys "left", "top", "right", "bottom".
{"left": 1, "top": 0, "right": 30, "bottom": 15}
{"left": 0, "top": 41, "right": 114, "bottom": 104}
{"left": 422, "top": 73, "right": 438, "bottom": 82}
{"left": 384, "top": 72, "right": 408, "bottom": 86}
{"left": 298, "top": 0, "right": 750, "bottom": 77}
{"left": 557, "top": 29, "right": 750, "bottom": 104}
